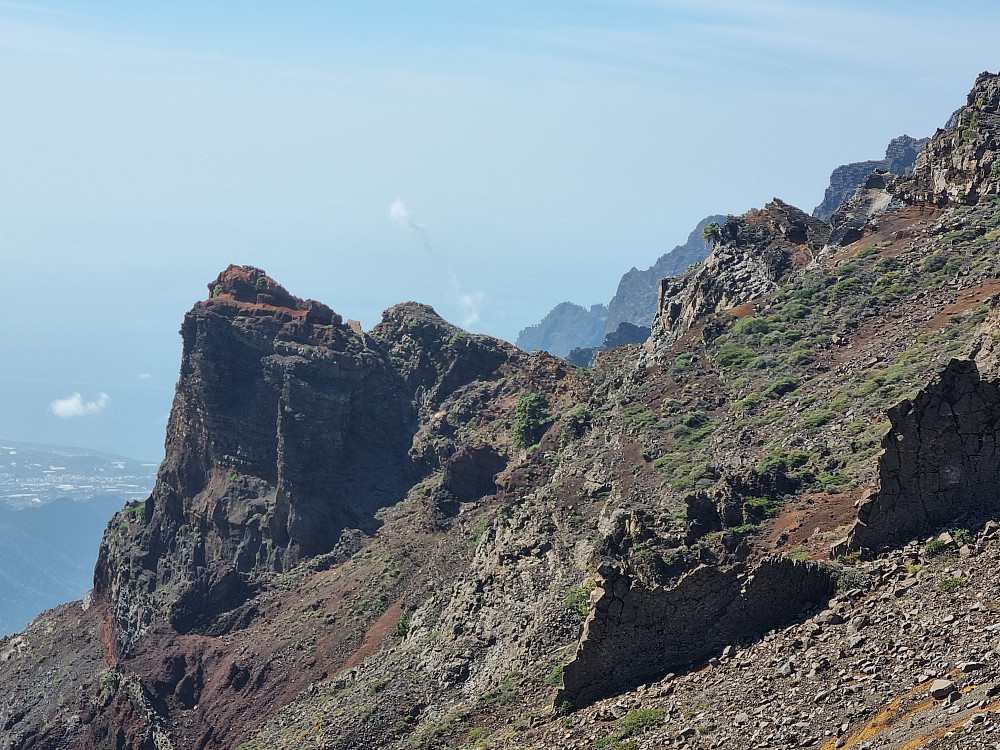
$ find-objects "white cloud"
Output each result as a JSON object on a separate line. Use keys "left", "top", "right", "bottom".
{"left": 389, "top": 198, "right": 432, "bottom": 252}
{"left": 137, "top": 373, "right": 152, "bottom": 379}
{"left": 49, "top": 392, "right": 110, "bottom": 418}
{"left": 389, "top": 198, "right": 419, "bottom": 232}
{"left": 449, "top": 274, "right": 485, "bottom": 330}
{"left": 457, "top": 290, "right": 486, "bottom": 329}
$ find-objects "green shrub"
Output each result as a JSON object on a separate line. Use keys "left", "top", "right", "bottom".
{"left": 618, "top": 708, "right": 666, "bottom": 737}
{"left": 831, "top": 277, "right": 862, "bottom": 298}
{"left": 670, "top": 352, "right": 696, "bottom": 372}
{"left": 745, "top": 496, "right": 783, "bottom": 518}
{"left": 836, "top": 569, "right": 870, "bottom": 592}
{"left": 394, "top": 612, "right": 410, "bottom": 637}
{"left": 622, "top": 403, "right": 658, "bottom": 431}
{"left": 837, "top": 261, "right": 859, "bottom": 277}
{"left": 701, "top": 222, "right": 722, "bottom": 243}
{"left": 816, "top": 473, "right": 850, "bottom": 492}
{"left": 777, "top": 302, "right": 810, "bottom": 320}
{"left": 733, "top": 316, "right": 771, "bottom": 337}
{"left": 784, "top": 545, "right": 811, "bottom": 561}
{"left": 959, "top": 108, "right": 980, "bottom": 146}
{"left": 483, "top": 672, "right": 523, "bottom": 705}
{"left": 468, "top": 727, "right": 487, "bottom": 742}
{"left": 566, "top": 581, "right": 596, "bottom": 621}
{"left": 671, "top": 414, "right": 717, "bottom": 448}
{"left": 922, "top": 253, "right": 948, "bottom": 273}
{"left": 715, "top": 342, "right": 757, "bottom": 369}
{"left": 763, "top": 376, "right": 798, "bottom": 399}
{"left": 856, "top": 246, "right": 878, "bottom": 259}
{"left": 731, "top": 394, "right": 763, "bottom": 414}
{"left": 512, "top": 393, "right": 551, "bottom": 449}
{"left": 949, "top": 527, "right": 972, "bottom": 545}
{"left": 836, "top": 550, "right": 861, "bottom": 565}
{"left": 924, "top": 539, "right": 948, "bottom": 557}
{"left": 801, "top": 410, "right": 835, "bottom": 429}
{"left": 757, "top": 447, "right": 810, "bottom": 475}
{"left": 783, "top": 349, "right": 815, "bottom": 366}
{"left": 444, "top": 331, "right": 471, "bottom": 350}
{"left": 938, "top": 577, "right": 962, "bottom": 593}
{"left": 544, "top": 665, "right": 564, "bottom": 686}
{"left": 670, "top": 462, "right": 715, "bottom": 491}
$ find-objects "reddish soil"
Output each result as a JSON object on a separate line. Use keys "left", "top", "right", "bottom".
{"left": 343, "top": 601, "right": 403, "bottom": 671}
{"left": 928, "top": 278, "right": 1000, "bottom": 329}
{"left": 761, "top": 488, "right": 866, "bottom": 558}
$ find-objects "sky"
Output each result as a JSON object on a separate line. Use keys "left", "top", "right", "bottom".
{"left": 2, "top": 0, "right": 1000, "bottom": 460}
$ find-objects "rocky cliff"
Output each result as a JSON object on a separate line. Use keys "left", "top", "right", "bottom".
{"left": 7, "top": 72, "right": 1000, "bottom": 750}
{"left": 515, "top": 301, "right": 607, "bottom": 357}
{"left": 812, "top": 134, "right": 929, "bottom": 222}
{"left": 515, "top": 215, "right": 724, "bottom": 360}
{"left": 655, "top": 199, "right": 830, "bottom": 340}
{"left": 603, "top": 215, "right": 727, "bottom": 335}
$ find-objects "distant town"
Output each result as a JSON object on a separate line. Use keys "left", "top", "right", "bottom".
{"left": 0, "top": 440, "right": 158, "bottom": 509}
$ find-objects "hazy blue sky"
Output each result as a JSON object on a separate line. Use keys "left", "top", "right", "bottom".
{"left": 3, "top": 0, "right": 1000, "bottom": 459}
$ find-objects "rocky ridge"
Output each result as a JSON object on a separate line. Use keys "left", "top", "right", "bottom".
{"left": 515, "top": 303, "right": 608, "bottom": 358}
{"left": 516, "top": 215, "right": 723, "bottom": 359}
{"left": 4, "top": 72, "right": 1000, "bottom": 750}
{"left": 812, "top": 135, "right": 929, "bottom": 222}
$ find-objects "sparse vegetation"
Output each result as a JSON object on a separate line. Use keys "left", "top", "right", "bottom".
{"left": 924, "top": 539, "right": 948, "bottom": 557}
{"left": 394, "top": 612, "right": 410, "bottom": 637}
{"left": 566, "top": 581, "right": 597, "bottom": 621}
{"left": 512, "top": 393, "right": 551, "bottom": 450}
{"left": 937, "top": 577, "right": 963, "bottom": 593}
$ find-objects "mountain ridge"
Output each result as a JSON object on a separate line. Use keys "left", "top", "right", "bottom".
{"left": 4, "top": 71, "right": 1000, "bottom": 750}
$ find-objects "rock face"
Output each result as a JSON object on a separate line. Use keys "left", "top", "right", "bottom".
{"left": 515, "top": 301, "right": 607, "bottom": 357}
{"left": 516, "top": 215, "right": 723, "bottom": 360}
{"left": 604, "top": 215, "right": 726, "bottom": 334}
{"left": 656, "top": 199, "right": 829, "bottom": 339}
{"left": 566, "top": 322, "right": 651, "bottom": 368}
{"left": 900, "top": 72, "right": 1000, "bottom": 206}
{"left": 95, "top": 265, "right": 515, "bottom": 655}
{"left": 826, "top": 170, "right": 907, "bottom": 248}
{"left": 849, "top": 359, "right": 1000, "bottom": 554}
{"left": 812, "top": 135, "right": 929, "bottom": 222}
{"left": 557, "top": 557, "right": 835, "bottom": 708}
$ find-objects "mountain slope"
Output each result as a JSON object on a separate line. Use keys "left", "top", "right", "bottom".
{"left": 4, "top": 71, "right": 1000, "bottom": 750}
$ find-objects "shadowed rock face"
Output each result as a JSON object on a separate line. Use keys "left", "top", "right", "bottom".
{"left": 95, "top": 265, "right": 515, "bottom": 655}
{"left": 556, "top": 557, "right": 835, "bottom": 708}
{"left": 849, "top": 359, "right": 1000, "bottom": 554}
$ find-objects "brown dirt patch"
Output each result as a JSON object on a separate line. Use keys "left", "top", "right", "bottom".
{"left": 759, "top": 488, "right": 866, "bottom": 558}
{"left": 343, "top": 601, "right": 402, "bottom": 671}
{"left": 928, "top": 278, "right": 1000, "bottom": 329}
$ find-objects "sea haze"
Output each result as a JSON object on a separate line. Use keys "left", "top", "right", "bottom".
{"left": 0, "top": 440, "right": 157, "bottom": 635}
